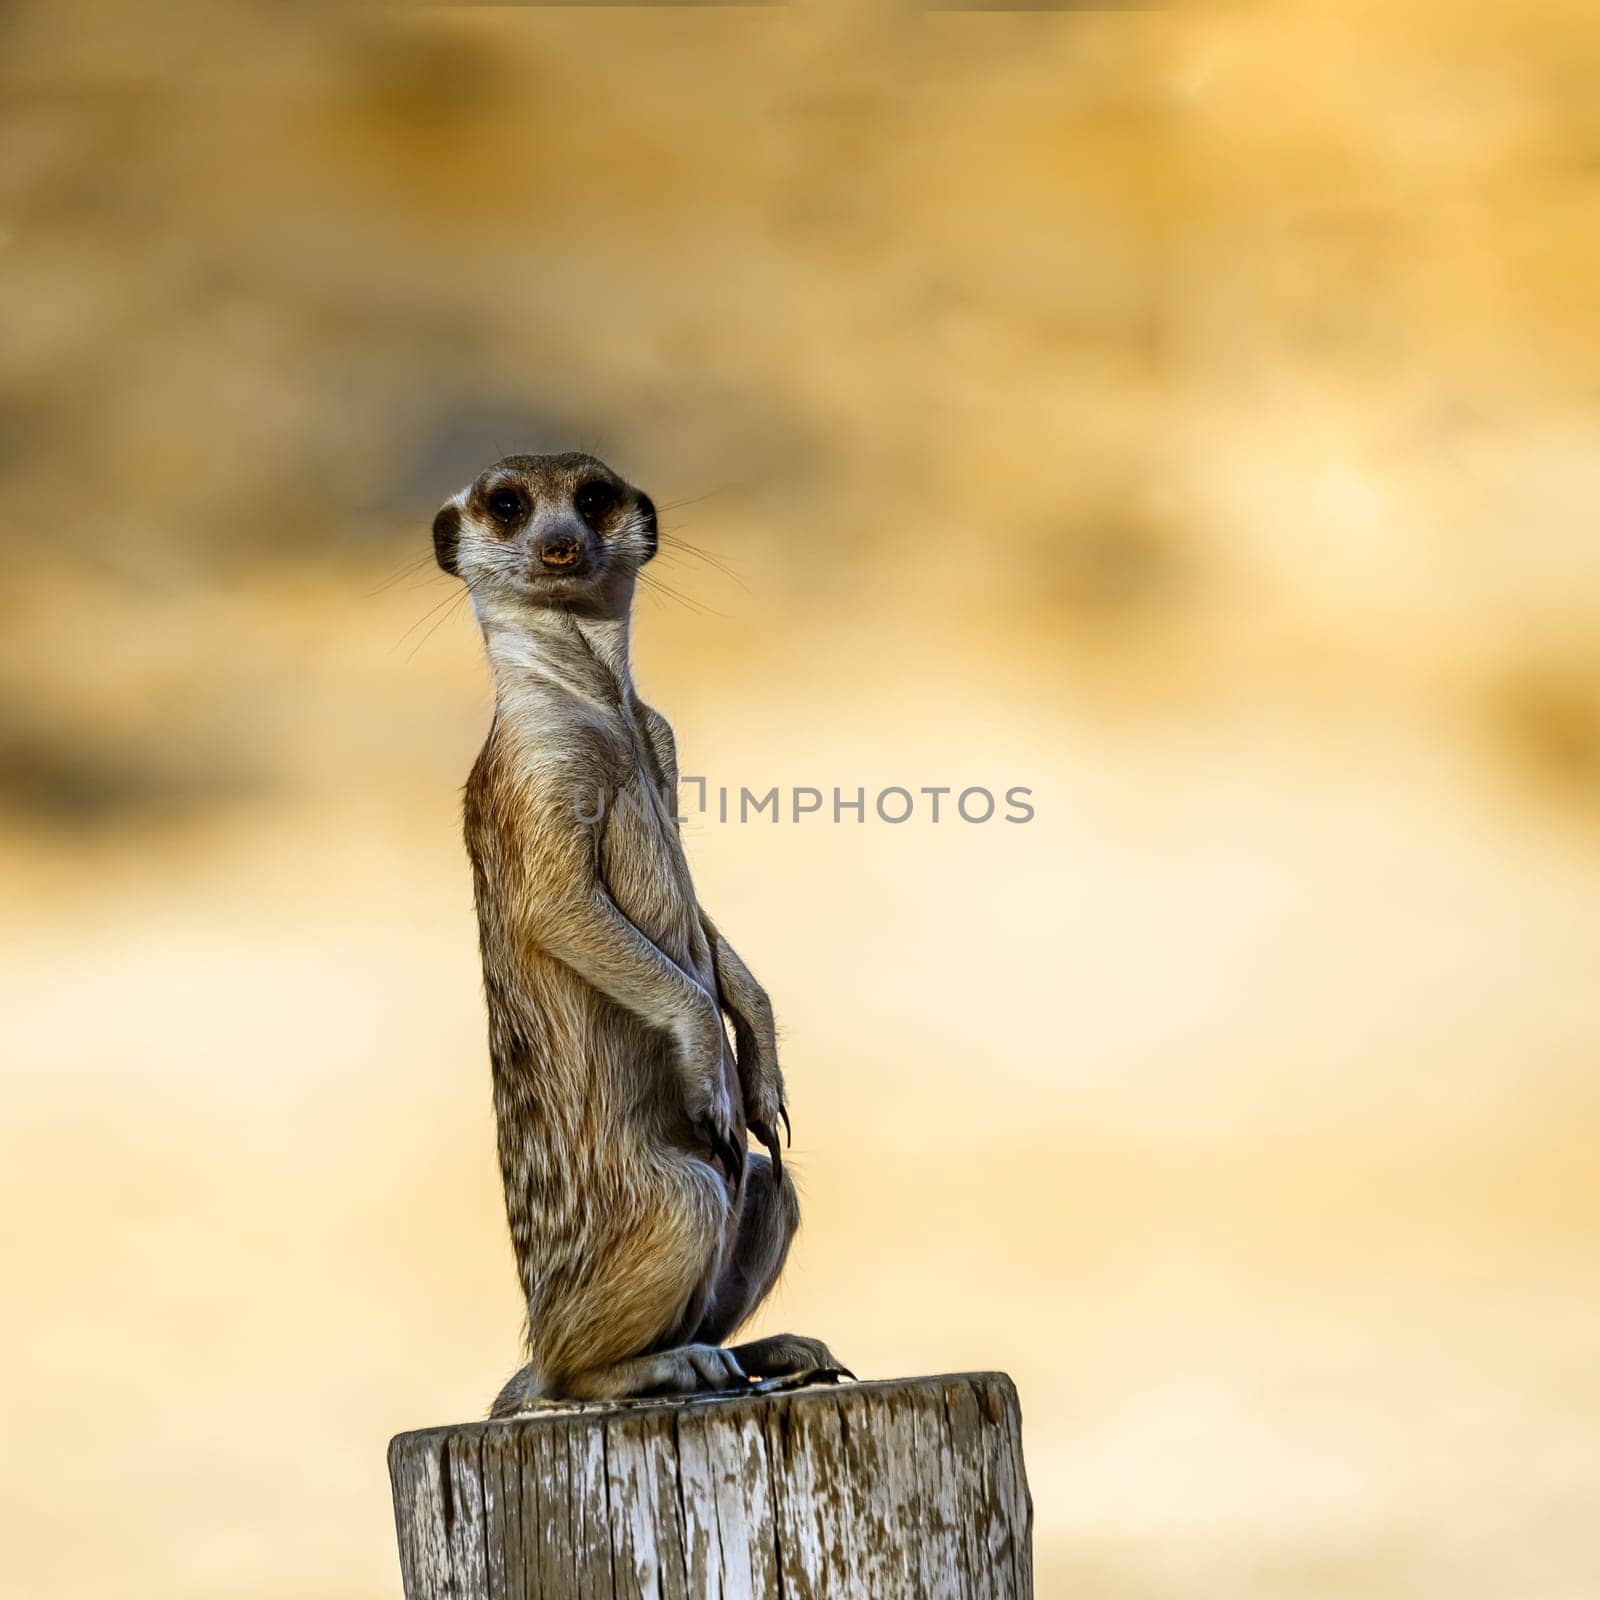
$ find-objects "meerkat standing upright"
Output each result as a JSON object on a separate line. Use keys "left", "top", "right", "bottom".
{"left": 433, "top": 453, "right": 841, "bottom": 1409}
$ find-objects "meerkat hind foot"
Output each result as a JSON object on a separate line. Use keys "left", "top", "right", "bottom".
{"left": 729, "top": 1333, "right": 853, "bottom": 1388}
{"left": 573, "top": 1343, "right": 749, "bottom": 1401}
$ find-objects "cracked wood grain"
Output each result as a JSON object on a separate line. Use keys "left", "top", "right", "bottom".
{"left": 388, "top": 1372, "right": 1032, "bottom": 1599}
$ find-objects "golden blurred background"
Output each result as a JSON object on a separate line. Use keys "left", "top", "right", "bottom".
{"left": 4, "top": 1, "right": 1600, "bottom": 1594}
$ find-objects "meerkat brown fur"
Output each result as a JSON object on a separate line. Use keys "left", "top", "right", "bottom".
{"left": 433, "top": 453, "right": 842, "bottom": 1410}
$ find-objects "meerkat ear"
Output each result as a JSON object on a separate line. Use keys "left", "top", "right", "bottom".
{"left": 433, "top": 503, "right": 462, "bottom": 576}
{"left": 635, "top": 492, "right": 658, "bottom": 564}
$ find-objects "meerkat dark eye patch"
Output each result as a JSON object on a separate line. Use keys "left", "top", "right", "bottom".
{"left": 486, "top": 486, "right": 528, "bottom": 523}
{"left": 574, "top": 480, "right": 619, "bottom": 526}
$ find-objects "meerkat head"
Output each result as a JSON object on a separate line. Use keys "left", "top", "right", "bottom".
{"left": 432, "top": 452, "right": 658, "bottom": 617}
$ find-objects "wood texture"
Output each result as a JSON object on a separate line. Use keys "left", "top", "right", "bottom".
{"left": 389, "top": 1372, "right": 1032, "bottom": 1599}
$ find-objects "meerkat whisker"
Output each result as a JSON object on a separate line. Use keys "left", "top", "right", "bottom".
{"left": 404, "top": 586, "right": 473, "bottom": 661}
{"left": 368, "top": 551, "right": 444, "bottom": 597}
{"left": 636, "top": 570, "right": 725, "bottom": 618}
{"left": 656, "top": 536, "right": 749, "bottom": 590}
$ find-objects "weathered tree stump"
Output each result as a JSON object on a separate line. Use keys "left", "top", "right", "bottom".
{"left": 388, "top": 1371, "right": 1032, "bottom": 1598}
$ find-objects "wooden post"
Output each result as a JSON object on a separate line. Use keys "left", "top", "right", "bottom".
{"left": 388, "top": 1371, "right": 1032, "bottom": 1599}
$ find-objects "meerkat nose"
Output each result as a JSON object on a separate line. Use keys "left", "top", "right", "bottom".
{"left": 539, "top": 538, "right": 581, "bottom": 568}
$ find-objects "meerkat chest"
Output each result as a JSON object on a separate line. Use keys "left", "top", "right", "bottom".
{"left": 488, "top": 684, "right": 711, "bottom": 978}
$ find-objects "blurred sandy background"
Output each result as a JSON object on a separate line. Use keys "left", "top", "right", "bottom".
{"left": 4, "top": 1, "right": 1600, "bottom": 1595}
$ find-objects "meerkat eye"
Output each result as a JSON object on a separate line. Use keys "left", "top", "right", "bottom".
{"left": 486, "top": 486, "right": 527, "bottom": 523}
{"left": 574, "top": 480, "right": 618, "bottom": 526}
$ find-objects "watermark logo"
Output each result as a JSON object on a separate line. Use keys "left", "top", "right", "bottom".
{"left": 574, "top": 778, "right": 1034, "bottom": 826}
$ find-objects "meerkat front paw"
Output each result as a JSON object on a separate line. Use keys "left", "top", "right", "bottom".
{"left": 738, "top": 1044, "right": 789, "bottom": 1175}
{"left": 685, "top": 1070, "right": 743, "bottom": 1189}
{"left": 746, "top": 1098, "right": 788, "bottom": 1178}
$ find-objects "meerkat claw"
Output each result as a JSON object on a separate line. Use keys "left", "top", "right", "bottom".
{"left": 694, "top": 1119, "right": 743, "bottom": 1188}
{"left": 749, "top": 1366, "right": 851, "bottom": 1394}
{"left": 751, "top": 1119, "right": 783, "bottom": 1179}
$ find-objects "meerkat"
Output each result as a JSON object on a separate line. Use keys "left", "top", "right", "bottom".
{"left": 432, "top": 452, "right": 842, "bottom": 1410}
